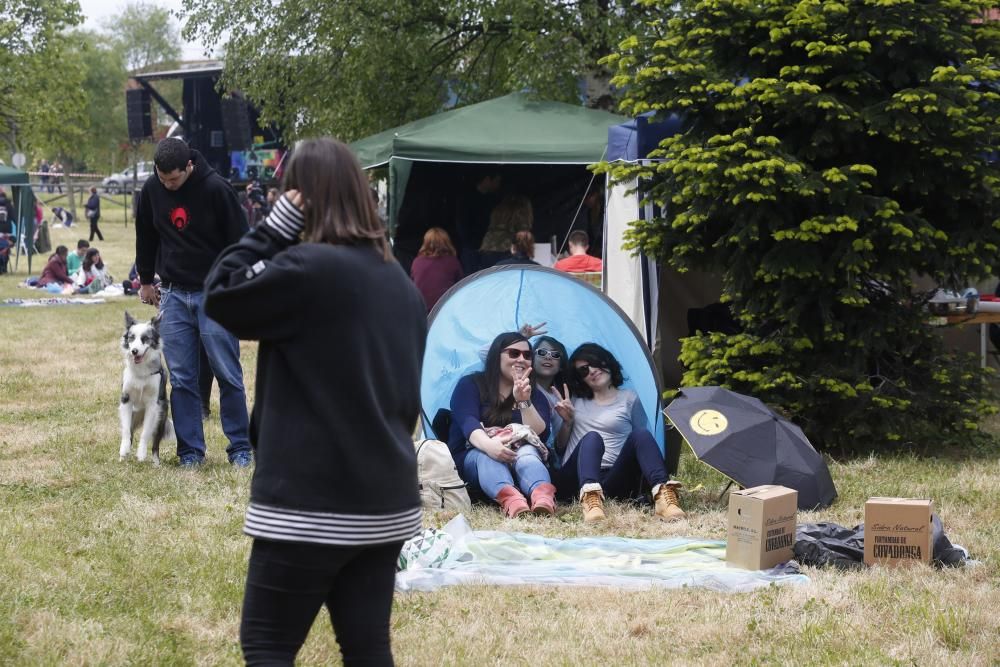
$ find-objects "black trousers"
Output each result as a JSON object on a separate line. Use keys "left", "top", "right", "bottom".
{"left": 89, "top": 219, "right": 103, "bottom": 241}
{"left": 240, "top": 538, "right": 403, "bottom": 667}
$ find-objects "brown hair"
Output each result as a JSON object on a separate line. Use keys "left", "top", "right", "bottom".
{"left": 419, "top": 227, "right": 457, "bottom": 257}
{"left": 281, "top": 138, "right": 391, "bottom": 260}
{"left": 480, "top": 195, "right": 533, "bottom": 252}
{"left": 511, "top": 230, "right": 534, "bottom": 258}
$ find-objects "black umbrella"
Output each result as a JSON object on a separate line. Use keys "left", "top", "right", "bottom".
{"left": 664, "top": 386, "right": 837, "bottom": 510}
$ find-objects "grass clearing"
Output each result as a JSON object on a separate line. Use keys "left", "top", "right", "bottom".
{"left": 1, "top": 210, "right": 998, "bottom": 664}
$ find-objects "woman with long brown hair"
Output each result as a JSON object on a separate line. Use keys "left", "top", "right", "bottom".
{"left": 205, "top": 137, "right": 427, "bottom": 665}
{"left": 410, "top": 226, "right": 463, "bottom": 311}
{"left": 479, "top": 194, "right": 533, "bottom": 269}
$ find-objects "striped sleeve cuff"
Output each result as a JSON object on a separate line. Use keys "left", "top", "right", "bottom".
{"left": 264, "top": 195, "right": 305, "bottom": 241}
{"left": 244, "top": 503, "right": 423, "bottom": 547}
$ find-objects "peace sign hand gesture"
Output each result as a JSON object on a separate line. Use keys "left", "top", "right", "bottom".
{"left": 551, "top": 384, "right": 574, "bottom": 422}
{"left": 512, "top": 366, "right": 532, "bottom": 403}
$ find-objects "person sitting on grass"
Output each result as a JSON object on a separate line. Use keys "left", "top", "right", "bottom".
{"left": 448, "top": 332, "right": 556, "bottom": 517}
{"left": 66, "top": 239, "right": 89, "bottom": 276}
{"left": 552, "top": 343, "right": 684, "bottom": 523}
{"left": 73, "top": 248, "right": 113, "bottom": 294}
{"left": 554, "top": 230, "right": 603, "bottom": 273}
{"left": 37, "top": 245, "right": 74, "bottom": 289}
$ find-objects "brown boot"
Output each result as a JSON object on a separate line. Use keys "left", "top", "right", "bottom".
{"left": 580, "top": 486, "right": 606, "bottom": 523}
{"left": 496, "top": 485, "right": 529, "bottom": 518}
{"left": 530, "top": 482, "right": 557, "bottom": 516}
{"left": 653, "top": 481, "right": 685, "bottom": 522}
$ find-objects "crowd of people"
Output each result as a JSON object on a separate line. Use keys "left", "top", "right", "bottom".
{"left": 408, "top": 178, "right": 605, "bottom": 312}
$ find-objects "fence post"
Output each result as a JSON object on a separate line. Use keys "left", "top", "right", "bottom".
{"left": 66, "top": 175, "right": 78, "bottom": 221}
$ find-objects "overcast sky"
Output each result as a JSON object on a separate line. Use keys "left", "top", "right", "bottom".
{"left": 77, "top": 0, "right": 214, "bottom": 61}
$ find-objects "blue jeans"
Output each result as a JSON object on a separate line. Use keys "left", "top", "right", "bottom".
{"left": 553, "top": 429, "right": 669, "bottom": 501}
{"left": 462, "top": 446, "right": 551, "bottom": 501}
{"left": 159, "top": 286, "right": 250, "bottom": 460}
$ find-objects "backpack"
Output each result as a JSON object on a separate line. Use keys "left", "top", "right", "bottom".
{"left": 415, "top": 438, "right": 471, "bottom": 513}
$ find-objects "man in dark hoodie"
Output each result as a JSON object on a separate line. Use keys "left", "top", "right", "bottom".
{"left": 136, "top": 138, "right": 253, "bottom": 468}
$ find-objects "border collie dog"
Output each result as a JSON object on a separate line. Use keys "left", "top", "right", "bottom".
{"left": 119, "top": 311, "right": 174, "bottom": 464}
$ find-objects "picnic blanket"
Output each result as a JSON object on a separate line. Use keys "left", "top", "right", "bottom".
{"left": 395, "top": 515, "right": 808, "bottom": 593}
{"left": 2, "top": 297, "right": 106, "bottom": 307}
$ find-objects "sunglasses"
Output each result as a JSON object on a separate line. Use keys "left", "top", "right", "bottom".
{"left": 535, "top": 349, "right": 562, "bottom": 360}
{"left": 575, "top": 364, "right": 605, "bottom": 378}
{"left": 503, "top": 348, "right": 533, "bottom": 361}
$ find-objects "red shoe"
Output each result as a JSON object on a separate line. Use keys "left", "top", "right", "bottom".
{"left": 496, "top": 485, "right": 530, "bottom": 518}
{"left": 530, "top": 482, "right": 557, "bottom": 516}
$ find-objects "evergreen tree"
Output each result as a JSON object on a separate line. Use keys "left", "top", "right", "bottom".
{"left": 604, "top": 0, "right": 1000, "bottom": 450}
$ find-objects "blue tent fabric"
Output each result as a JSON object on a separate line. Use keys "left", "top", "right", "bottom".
{"left": 422, "top": 265, "right": 665, "bottom": 450}
{"left": 606, "top": 113, "right": 684, "bottom": 162}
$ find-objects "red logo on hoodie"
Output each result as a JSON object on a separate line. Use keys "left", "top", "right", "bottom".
{"left": 170, "top": 206, "right": 189, "bottom": 231}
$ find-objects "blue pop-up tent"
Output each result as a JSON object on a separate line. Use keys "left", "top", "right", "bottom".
{"left": 421, "top": 265, "right": 668, "bottom": 459}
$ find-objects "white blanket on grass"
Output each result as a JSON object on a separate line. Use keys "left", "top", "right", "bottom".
{"left": 396, "top": 515, "right": 808, "bottom": 593}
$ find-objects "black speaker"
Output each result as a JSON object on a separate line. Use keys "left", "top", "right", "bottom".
{"left": 221, "top": 94, "right": 252, "bottom": 151}
{"left": 126, "top": 88, "right": 153, "bottom": 140}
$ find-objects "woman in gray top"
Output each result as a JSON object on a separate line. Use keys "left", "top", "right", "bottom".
{"left": 552, "top": 343, "right": 685, "bottom": 524}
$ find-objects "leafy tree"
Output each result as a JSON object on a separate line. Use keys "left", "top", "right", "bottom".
{"left": 0, "top": 0, "right": 86, "bottom": 158}
{"left": 604, "top": 0, "right": 1000, "bottom": 451}
{"left": 65, "top": 30, "right": 130, "bottom": 172}
{"left": 179, "top": 0, "right": 653, "bottom": 140}
{"left": 103, "top": 0, "right": 180, "bottom": 73}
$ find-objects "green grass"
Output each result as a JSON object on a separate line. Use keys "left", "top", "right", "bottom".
{"left": 1, "top": 210, "right": 999, "bottom": 664}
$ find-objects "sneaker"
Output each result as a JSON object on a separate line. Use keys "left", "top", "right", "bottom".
{"left": 581, "top": 489, "right": 606, "bottom": 523}
{"left": 230, "top": 451, "right": 253, "bottom": 468}
{"left": 653, "top": 481, "right": 685, "bottom": 522}
{"left": 178, "top": 454, "right": 204, "bottom": 468}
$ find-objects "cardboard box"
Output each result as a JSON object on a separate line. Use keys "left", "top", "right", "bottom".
{"left": 726, "top": 485, "right": 798, "bottom": 570}
{"left": 864, "top": 498, "right": 933, "bottom": 567}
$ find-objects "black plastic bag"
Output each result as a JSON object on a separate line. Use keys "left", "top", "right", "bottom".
{"left": 794, "top": 514, "right": 968, "bottom": 569}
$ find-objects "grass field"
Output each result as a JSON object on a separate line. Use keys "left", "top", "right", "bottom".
{"left": 1, "top": 205, "right": 998, "bottom": 665}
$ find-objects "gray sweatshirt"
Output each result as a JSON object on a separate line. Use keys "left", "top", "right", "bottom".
{"left": 562, "top": 389, "right": 648, "bottom": 468}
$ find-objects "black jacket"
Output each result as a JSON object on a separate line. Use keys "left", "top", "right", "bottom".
{"left": 135, "top": 150, "right": 247, "bottom": 286}
{"left": 85, "top": 193, "right": 101, "bottom": 222}
{"left": 204, "top": 225, "right": 428, "bottom": 515}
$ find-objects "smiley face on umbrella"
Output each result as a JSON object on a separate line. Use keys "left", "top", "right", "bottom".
{"left": 689, "top": 409, "right": 728, "bottom": 436}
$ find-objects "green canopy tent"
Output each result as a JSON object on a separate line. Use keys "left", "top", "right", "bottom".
{"left": 0, "top": 164, "right": 37, "bottom": 273}
{"left": 349, "top": 93, "right": 627, "bottom": 242}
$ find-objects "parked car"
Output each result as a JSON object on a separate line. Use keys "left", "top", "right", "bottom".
{"left": 102, "top": 162, "right": 155, "bottom": 194}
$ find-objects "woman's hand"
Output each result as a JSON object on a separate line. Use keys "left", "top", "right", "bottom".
{"left": 551, "top": 384, "right": 574, "bottom": 422}
{"left": 519, "top": 321, "right": 547, "bottom": 338}
{"left": 284, "top": 189, "right": 304, "bottom": 210}
{"left": 512, "top": 366, "right": 532, "bottom": 403}
{"left": 483, "top": 434, "right": 516, "bottom": 464}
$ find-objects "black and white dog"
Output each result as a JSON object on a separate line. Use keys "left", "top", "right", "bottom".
{"left": 119, "top": 311, "right": 174, "bottom": 464}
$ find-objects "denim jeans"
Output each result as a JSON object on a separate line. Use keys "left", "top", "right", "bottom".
{"left": 159, "top": 286, "right": 250, "bottom": 460}
{"left": 553, "top": 428, "right": 669, "bottom": 501}
{"left": 462, "top": 446, "right": 551, "bottom": 500}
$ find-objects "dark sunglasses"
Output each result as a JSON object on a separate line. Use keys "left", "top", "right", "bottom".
{"left": 503, "top": 348, "right": 533, "bottom": 361}
{"left": 575, "top": 363, "right": 604, "bottom": 378}
{"left": 535, "top": 349, "right": 562, "bottom": 360}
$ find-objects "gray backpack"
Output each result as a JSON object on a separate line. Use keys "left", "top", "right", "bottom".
{"left": 415, "top": 439, "right": 471, "bottom": 513}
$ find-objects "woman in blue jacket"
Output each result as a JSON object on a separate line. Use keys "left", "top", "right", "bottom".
{"left": 447, "top": 332, "right": 556, "bottom": 517}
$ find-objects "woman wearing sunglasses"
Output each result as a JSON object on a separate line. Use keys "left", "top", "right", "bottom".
{"left": 447, "top": 332, "right": 556, "bottom": 517}
{"left": 554, "top": 343, "right": 684, "bottom": 523}
{"left": 530, "top": 336, "right": 573, "bottom": 463}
